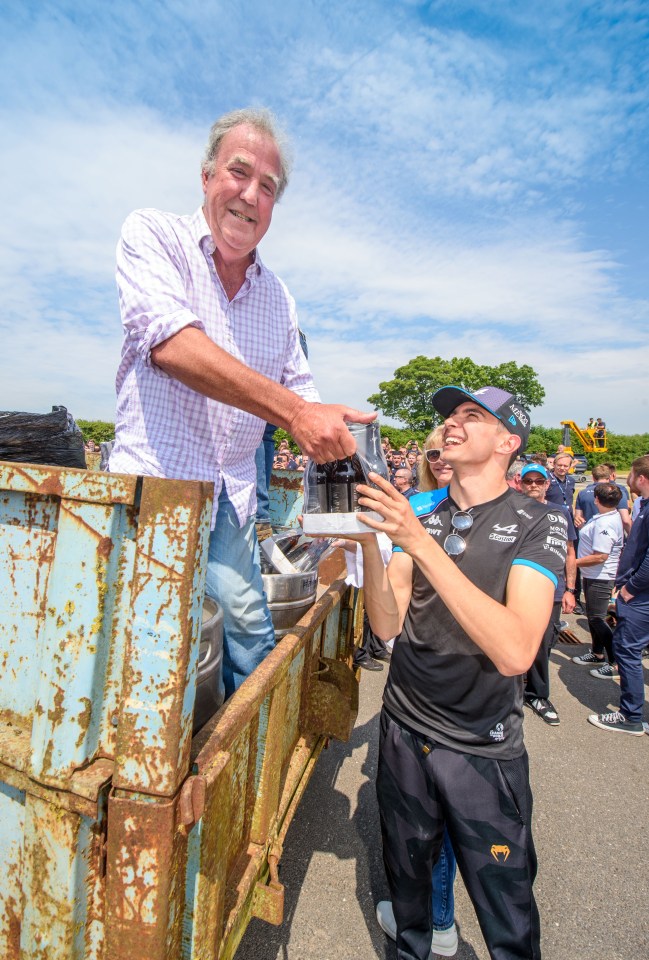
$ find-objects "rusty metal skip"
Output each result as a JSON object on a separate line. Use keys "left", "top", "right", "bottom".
{"left": 0, "top": 462, "right": 362, "bottom": 959}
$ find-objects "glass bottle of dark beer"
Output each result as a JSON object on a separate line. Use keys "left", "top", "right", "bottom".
{"left": 329, "top": 457, "right": 364, "bottom": 513}
{"left": 329, "top": 459, "right": 352, "bottom": 513}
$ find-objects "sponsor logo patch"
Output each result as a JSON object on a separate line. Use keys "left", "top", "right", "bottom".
{"left": 491, "top": 844, "right": 511, "bottom": 863}
{"left": 545, "top": 535, "right": 566, "bottom": 547}
{"left": 489, "top": 722, "right": 505, "bottom": 742}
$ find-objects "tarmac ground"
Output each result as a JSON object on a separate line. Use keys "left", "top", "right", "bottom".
{"left": 237, "top": 611, "right": 649, "bottom": 960}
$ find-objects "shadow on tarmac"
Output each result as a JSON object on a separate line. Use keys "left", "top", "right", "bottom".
{"left": 237, "top": 703, "right": 480, "bottom": 959}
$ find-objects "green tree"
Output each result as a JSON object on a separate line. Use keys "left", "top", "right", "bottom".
{"left": 76, "top": 420, "right": 115, "bottom": 444}
{"left": 367, "top": 356, "right": 545, "bottom": 433}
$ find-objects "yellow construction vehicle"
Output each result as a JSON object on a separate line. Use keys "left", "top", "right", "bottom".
{"left": 560, "top": 419, "right": 608, "bottom": 455}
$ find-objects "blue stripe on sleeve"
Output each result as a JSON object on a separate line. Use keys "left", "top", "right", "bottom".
{"left": 512, "top": 558, "right": 558, "bottom": 588}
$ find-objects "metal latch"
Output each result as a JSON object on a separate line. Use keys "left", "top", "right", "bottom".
{"left": 178, "top": 775, "right": 207, "bottom": 833}
{"left": 251, "top": 844, "right": 285, "bottom": 926}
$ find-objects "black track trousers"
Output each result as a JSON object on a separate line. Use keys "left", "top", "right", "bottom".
{"left": 376, "top": 709, "right": 541, "bottom": 960}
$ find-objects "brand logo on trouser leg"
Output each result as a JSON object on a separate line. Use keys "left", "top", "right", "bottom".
{"left": 490, "top": 844, "right": 510, "bottom": 862}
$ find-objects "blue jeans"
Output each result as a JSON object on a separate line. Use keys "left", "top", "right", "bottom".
{"left": 205, "top": 488, "right": 275, "bottom": 698}
{"left": 614, "top": 594, "right": 649, "bottom": 723}
{"left": 432, "top": 827, "right": 456, "bottom": 931}
{"left": 255, "top": 423, "right": 277, "bottom": 523}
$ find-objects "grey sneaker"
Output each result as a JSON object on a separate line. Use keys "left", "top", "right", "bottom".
{"left": 572, "top": 651, "right": 605, "bottom": 665}
{"left": 376, "top": 900, "right": 458, "bottom": 957}
{"left": 589, "top": 662, "right": 618, "bottom": 679}
{"left": 587, "top": 711, "right": 644, "bottom": 735}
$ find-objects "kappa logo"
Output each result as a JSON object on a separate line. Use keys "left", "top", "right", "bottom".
{"left": 493, "top": 523, "right": 518, "bottom": 534}
{"left": 427, "top": 515, "right": 443, "bottom": 527}
{"left": 491, "top": 844, "right": 511, "bottom": 863}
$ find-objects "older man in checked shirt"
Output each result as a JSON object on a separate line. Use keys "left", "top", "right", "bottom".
{"left": 110, "top": 107, "right": 374, "bottom": 697}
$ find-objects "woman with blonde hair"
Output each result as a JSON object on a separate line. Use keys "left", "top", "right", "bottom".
{"left": 417, "top": 425, "right": 453, "bottom": 492}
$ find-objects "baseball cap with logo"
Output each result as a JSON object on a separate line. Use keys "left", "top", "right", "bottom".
{"left": 520, "top": 463, "right": 549, "bottom": 480}
{"left": 432, "top": 385, "right": 531, "bottom": 452}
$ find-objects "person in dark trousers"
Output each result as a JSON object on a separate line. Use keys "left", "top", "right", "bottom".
{"left": 353, "top": 385, "right": 566, "bottom": 960}
{"left": 572, "top": 483, "right": 624, "bottom": 677}
{"left": 519, "top": 463, "right": 577, "bottom": 725}
{"left": 588, "top": 456, "right": 649, "bottom": 735}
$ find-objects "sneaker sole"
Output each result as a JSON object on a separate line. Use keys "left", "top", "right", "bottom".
{"left": 376, "top": 906, "right": 458, "bottom": 957}
{"left": 587, "top": 715, "right": 644, "bottom": 735}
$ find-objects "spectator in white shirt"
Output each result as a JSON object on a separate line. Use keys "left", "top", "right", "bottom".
{"left": 572, "top": 483, "right": 624, "bottom": 678}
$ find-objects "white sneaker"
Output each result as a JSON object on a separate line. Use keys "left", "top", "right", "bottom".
{"left": 376, "top": 900, "right": 458, "bottom": 957}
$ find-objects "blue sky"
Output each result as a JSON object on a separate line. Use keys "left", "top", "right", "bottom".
{"left": 1, "top": 0, "right": 648, "bottom": 435}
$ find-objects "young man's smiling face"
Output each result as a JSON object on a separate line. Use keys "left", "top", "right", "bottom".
{"left": 441, "top": 401, "right": 510, "bottom": 465}
{"left": 201, "top": 123, "right": 281, "bottom": 266}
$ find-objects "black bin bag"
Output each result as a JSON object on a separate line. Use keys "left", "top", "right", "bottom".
{"left": 0, "top": 405, "right": 87, "bottom": 468}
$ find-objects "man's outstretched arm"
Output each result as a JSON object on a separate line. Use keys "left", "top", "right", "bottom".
{"left": 153, "top": 327, "right": 375, "bottom": 463}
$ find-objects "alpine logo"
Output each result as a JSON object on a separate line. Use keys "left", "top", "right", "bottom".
{"left": 490, "top": 523, "right": 519, "bottom": 542}
{"left": 493, "top": 523, "right": 518, "bottom": 534}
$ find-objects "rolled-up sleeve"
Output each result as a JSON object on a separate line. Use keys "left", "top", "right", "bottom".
{"left": 117, "top": 209, "right": 206, "bottom": 372}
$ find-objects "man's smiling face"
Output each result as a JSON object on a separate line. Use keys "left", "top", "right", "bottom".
{"left": 441, "top": 401, "right": 504, "bottom": 464}
{"left": 201, "top": 123, "right": 280, "bottom": 265}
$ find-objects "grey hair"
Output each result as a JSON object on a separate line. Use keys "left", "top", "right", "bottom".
{"left": 201, "top": 107, "right": 292, "bottom": 201}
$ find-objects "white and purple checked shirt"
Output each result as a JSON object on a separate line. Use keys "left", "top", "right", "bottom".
{"left": 109, "top": 206, "right": 320, "bottom": 528}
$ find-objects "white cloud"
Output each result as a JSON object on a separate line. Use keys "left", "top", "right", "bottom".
{"left": 0, "top": 0, "right": 647, "bottom": 437}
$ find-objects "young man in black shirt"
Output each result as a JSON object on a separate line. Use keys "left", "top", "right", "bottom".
{"left": 355, "top": 385, "right": 566, "bottom": 960}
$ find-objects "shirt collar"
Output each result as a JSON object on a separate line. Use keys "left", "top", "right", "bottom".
{"left": 192, "top": 206, "right": 263, "bottom": 279}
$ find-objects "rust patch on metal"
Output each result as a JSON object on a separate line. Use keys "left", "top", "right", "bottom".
{"left": 97, "top": 536, "right": 114, "bottom": 561}
{"left": 270, "top": 471, "right": 303, "bottom": 493}
{"left": 105, "top": 791, "right": 188, "bottom": 960}
{"left": 35, "top": 474, "right": 64, "bottom": 497}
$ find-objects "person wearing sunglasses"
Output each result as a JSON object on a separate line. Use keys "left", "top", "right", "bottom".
{"left": 352, "top": 385, "right": 567, "bottom": 960}
{"left": 519, "top": 463, "right": 577, "bottom": 725}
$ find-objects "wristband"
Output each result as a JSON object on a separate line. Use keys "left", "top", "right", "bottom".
{"left": 565, "top": 587, "right": 577, "bottom": 595}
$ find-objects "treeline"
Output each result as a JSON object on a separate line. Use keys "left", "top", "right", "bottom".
{"left": 76, "top": 420, "right": 116, "bottom": 444}
{"left": 77, "top": 421, "right": 649, "bottom": 470}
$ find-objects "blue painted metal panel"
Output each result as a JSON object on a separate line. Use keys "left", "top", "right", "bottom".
{"left": 0, "top": 460, "right": 359, "bottom": 960}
